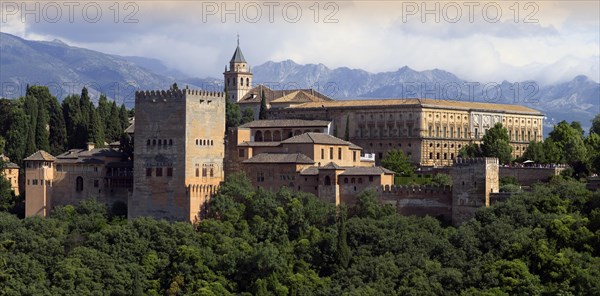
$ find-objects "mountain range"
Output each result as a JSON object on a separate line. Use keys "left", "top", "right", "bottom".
{"left": 1, "top": 32, "right": 598, "bottom": 134}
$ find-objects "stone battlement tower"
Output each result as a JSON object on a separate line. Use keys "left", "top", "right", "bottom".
{"left": 223, "top": 37, "right": 252, "bottom": 103}
{"left": 450, "top": 157, "right": 499, "bottom": 225}
{"left": 130, "top": 89, "right": 226, "bottom": 222}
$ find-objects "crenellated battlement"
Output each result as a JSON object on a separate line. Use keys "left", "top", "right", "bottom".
{"left": 453, "top": 157, "right": 498, "bottom": 166}
{"left": 135, "top": 89, "right": 225, "bottom": 101}
{"left": 375, "top": 184, "right": 452, "bottom": 194}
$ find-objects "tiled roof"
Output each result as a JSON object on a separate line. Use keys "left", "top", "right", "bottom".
{"left": 238, "top": 141, "right": 281, "bottom": 147}
{"left": 283, "top": 98, "right": 542, "bottom": 115}
{"left": 239, "top": 119, "right": 330, "bottom": 128}
{"left": 56, "top": 148, "right": 125, "bottom": 159}
{"left": 321, "top": 162, "right": 342, "bottom": 170}
{"left": 23, "top": 150, "right": 56, "bottom": 161}
{"left": 56, "top": 158, "right": 105, "bottom": 164}
{"left": 281, "top": 132, "right": 360, "bottom": 148}
{"left": 243, "top": 153, "right": 315, "bottom": 164}
{"left": 299, "top": 166, "right": 319, "bottom": 175}
{"left": 237, "top": 85, "right": 333, "bottom": 104}
{"left": 4, "top": 162, "right": 19, "bottom": 169}
{"left": 339, "top": 166, "right": 395, "bottom": 176}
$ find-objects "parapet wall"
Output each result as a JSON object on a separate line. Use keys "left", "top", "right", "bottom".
{"left": 499, "top": 166, "right": 565, "bottom": 186}
{"left": 453, "top": 157, "right": 499, "bottom": 166}
{"left": 374, "top": 185, "right": 453, "bottom": 222}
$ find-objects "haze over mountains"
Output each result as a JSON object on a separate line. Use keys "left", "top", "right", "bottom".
{"left": 1, "top": 32, "right": 598, "bottom": 133}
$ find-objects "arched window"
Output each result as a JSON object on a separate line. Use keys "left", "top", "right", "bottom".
{"left": 76, "top": 176, "right": 83, "bottom": 192}
{"left": 273, "top": 130, "right": 281, "bottom": 141}
{"left": 227, "top": 78, "right": 230, "bottom": 86}
{"left": 152, "top": 139, "right": 156, "bottom": 145}
{"left": 240, "top": 78, "right": 243, "bottom": 86}
{"left": 246, "top": 78, "right": 249, "bottom": 86}
{"left": 324, "top": 176, "right": 331, "bottom": 186}
{"left": 344, "top": 177, "right": 348, "bottom": 184}
{"left": 158, "top": 139, "right": 162, "bottom": 145}
{"left": 210, "top": 140, "right": 214, "bottom": 146}
{"left": 147, "top": 139, "right": 150, "bottom": 146}
{"left": 255, "top": 131, "right": 263, "bottom": 142}
{"left": 264, "top": 130, "right": 272, "bottom": 141}
{"left": 169, "top": 139, "right": 173, "bottom": 145}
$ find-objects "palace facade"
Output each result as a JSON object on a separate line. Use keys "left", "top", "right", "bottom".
{"left": 225, "top": 44, "right": 544, "bottom": 166}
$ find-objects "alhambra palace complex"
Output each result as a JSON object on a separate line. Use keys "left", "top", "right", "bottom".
{"left": 12, "top": 43, "right": 558, "bottom": 225}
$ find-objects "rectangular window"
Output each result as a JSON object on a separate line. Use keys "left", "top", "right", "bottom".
{"left": 338, "top": 147, "right": 342, "bottom": 160}
{"left": 475, "top": 128, "right": 479, "bottom": 139}
{"left": 146, "top": 168, "right": 152, "bottom": 177}
{"left": 210, "top": 168, "right": 214, "bottom": 177}
{"left": 443, "top": 127, "right": 447, "bottom": 137}
{"left": 321, "top": 149, "right": 324, "bottom": 159}
{"left": 238, "top": 149, "right": 244, "bottom": 158}
{"left": 156, "top": 168, "right": 163, "bottom": 177}
{"left": 464, "top": 128, "right": 467, "bottom": 139}
{"left": 167, "top": 168, "right": 173, "bottom": 177}
{"left": 94, "top": 180, "right": 99, "bottom": 187}
{"left": 353, "top": 151, "right": 356, "bottom": 162}
{"left": 202, "top": 168, "right": 207, "bottom": 177}
{"left": 329, "top": 147, "right": 333, "bottom": 159}
{"left": 369, "top": 176, "right": 374, "bottom": 182}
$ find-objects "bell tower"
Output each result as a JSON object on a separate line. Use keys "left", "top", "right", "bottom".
{"left": 224, "top": 36, "right": 252, "bottom": 103}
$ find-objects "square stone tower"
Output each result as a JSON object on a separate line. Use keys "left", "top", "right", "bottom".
{"left": 450, "top": 157, "right": 499, "bottom": 225}
{"left": 130, "top": 89, "right": 225, "bottom": 222}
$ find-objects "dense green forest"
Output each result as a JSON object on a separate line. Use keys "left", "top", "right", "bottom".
{"left": 1, "top": 173, "right": 599, "bottom": 295}
{"left": 0, "top": 86, "right": 132, "bottom": 165}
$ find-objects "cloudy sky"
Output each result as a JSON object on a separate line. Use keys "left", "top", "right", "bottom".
{"left": 2, "top": 1, "right": 599, "bottom": 85}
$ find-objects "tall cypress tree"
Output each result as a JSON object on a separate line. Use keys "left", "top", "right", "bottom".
{"left": 62, "top": 94, "right": 82, "bottom": 149}
{"left": 106, "top": 102, "right": 122, "bottom": 143}
{"left": 23, "top": 95, "right": 38, "bottom": 156}
{"left": 47, "top": 95, "right": 67, "bottom": 155}
{"left": 259, "top": 89, "right": 267, "bottom": 120}
{"left": 336, "top": 205, "right": 350, "bottom": 269}
{"left": 98, "top": 94, "right": 111, "bottom": 134}
{"left": 88, "top": 103, "right": 105, "bottom": 147}
{"left": 119, "top": 104, "right": 129, "bottom": 131}
{"left": 1, "top": 101, "right": 29, "bottom": 163}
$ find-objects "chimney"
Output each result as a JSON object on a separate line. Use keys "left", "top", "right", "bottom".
{"left": 86, "top": 142, "right": 95, "bottom": 151}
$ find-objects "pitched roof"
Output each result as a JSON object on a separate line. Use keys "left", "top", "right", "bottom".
{"left": 23, "top": 150, "right": 56, "bottom": 161}
{"left": 237, "top": 85, "right": 333, "bottom": 104}
{"left": 299, "top": 166, "right": 319, "bottom": 175}
{"left": 56, "top": 148, "right": 125, "bottom": 159}
{"left": 283, "top": 98, "right": 542, "bottom": 115}
{"left": 230, "top": 46, "right": 246, "bottom": 63}
{"left": 281, "top": 132, "right": 360, "bottom": 148}
{"left": 243, "top": 153, "right": 315, "bottom": 164}
{"left": 339, "top": 166, "right": 395, "bottom": 176}
{"left": 238, "top": 141, "right": 281, "bottom": 147}
{"left": 321, "top": 162, "right": 342, "bottom": 170}
{"left": 3, "top": 162, "right": 19, "bottom": 169}
{"left": 55, "top": 148, "right": 125, "bottom": 164}
{"left": 239, "top": 119, "right": 330, "bottom": 129}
